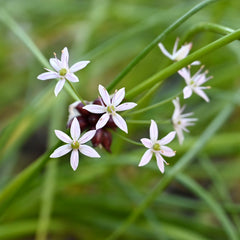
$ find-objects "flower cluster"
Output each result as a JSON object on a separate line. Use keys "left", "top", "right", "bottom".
{"left": 159, "top": 38, "right": 212, "bottom": 144}
{"left": 38, "top": 39, "right": 212, "bottom": 173}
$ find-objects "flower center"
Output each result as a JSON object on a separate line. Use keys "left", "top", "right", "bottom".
{"left": 59, "top": 68, "right": 67, "bottom": 76}
{"left": 71, "top": 141, "right": 80, "bottom": 149}
{"left": 153, "top": 143, "right": 160, "bottom": 151}
{"left": 107, "top": 105, "right": 115, "bottom": 114}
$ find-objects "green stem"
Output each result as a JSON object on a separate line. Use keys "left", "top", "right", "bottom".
{"left": 181, "top": 22, "right": 235, "bottom": 43}
{"left": 111, "top": 131, "right": 143, "bottom": 147}
{"left": 126, "top": 28, "right": 240, "bottom": 99}
{"left": 128, "top": 91, "right": 181, "bottom": 116}
{"left": 106, "top": 100, "right": 235, "bottom": 240}
{"left": 67, "top": 81, "right": 86, "bottom": 104}
{"left": 126, "top": 119, "right": 170, "bottom": 125}
{"left": 106, "top": 0, "right": 218, "bottom": 91}
{"left": 177, "top": 173, "right": 238, "bottom": 240}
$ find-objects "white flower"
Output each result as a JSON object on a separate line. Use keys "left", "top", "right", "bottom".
{"left": 50, "top": 117, "right": 100, "bottom": 171}
{"left": 83, "top": 85, "right": 137, "bottom": 133}
{"left": 37, "top": 47, "right": 90, "bottom": 96}
{"left": 172, "top": 97, "right": 197, "bottom": 145}
{"left": 178, "top": 66, "right": 212, "bottom": 102}
{"left": 158, "top": 38, "right": 200, "bottom": 65}
{"left": 139, "top": 120, "right": 176, "bottom": 173}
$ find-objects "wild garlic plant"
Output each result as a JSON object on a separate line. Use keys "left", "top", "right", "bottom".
{"left": 1, "top": 1, "right": 240, "bottom": 239}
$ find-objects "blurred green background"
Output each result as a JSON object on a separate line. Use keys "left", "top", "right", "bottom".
{"left": 0, "top": 0, "right": 240, "bottom": 239}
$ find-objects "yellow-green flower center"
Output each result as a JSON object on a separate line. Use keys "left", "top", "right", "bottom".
{"left": 107, "top": 105, "right": 115, "bottom": 114}
{"left": 71, "top": 141, "right": 80, "bottom": 149}
{"left": 153, "top": 143, "right": 160, "bottom": 151}
{"left": 59, "top": 68, "right": 67, "bottom": 76}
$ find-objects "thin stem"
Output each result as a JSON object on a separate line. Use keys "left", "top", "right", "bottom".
{"left": 126, "top": 119, "right": 170, "bottom": 125}
{"left": 136, "top": 82, "right": 162, "bottom": 106}
{"left": 126, "top": 28, "right": 240, "bottom": 99}
{"left": 67, "top": 81, "right": 86, "bottom": 104}
{"left": 129, "top": 92, "right": 181, "bottom": 116}
{"left": 106, "top": 0, "right": 218, "bottom": 91}
{"left": 111, "top": 131, "right": 143, "bottom": 147}
{"left": 181, "top": 22, "right": 235, "bottom": 43}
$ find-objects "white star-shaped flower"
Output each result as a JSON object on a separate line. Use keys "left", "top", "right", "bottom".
{"left": 158, "top": 38, "right": 200, "bottom": 65}
{"left": 172, "top": 97, "right": 197, "bottom": 145}
{"left": 37, "top": 47, "right": 90, "bottom": 96}
{"left": 50, "top": 117, "right": 100, "bottom": 171}
{"left": 83, "top": 85, "right": 137, "bottom": 133}
{"left": 178, "top": 66, "right": 212, "bottom": 102}
{"left": 139, "top": 120, "right": 176, "bottom": 173}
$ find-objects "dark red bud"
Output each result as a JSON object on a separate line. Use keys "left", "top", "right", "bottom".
{"left": 88, "top": 114, "right": 100, "bottom": 126}
{"left": 106, "top": 116, "right": 117, "bottom": 129}
{"left": 75, "top": 103, "right": 90, "bottom": 116}
{"left": 67, "top": 116, "right": 89, "bottom": 131}
{"left": 102, "top": 130, "right": 112, "bottom": 153}
{"left": 91, "top": 129, "right": 103, "bottom": 147}
{"left": 93, "top": 98, "right": 102, "bottom": 105}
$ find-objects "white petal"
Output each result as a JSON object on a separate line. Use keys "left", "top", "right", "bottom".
{"left": 98, "top": 85, "right": 111, "bottom": 106}
{"left": 191, "top": 60, "right": 201, "bottom": 65}
{"left": 158, "top": 131, "right": 176, "bottom": 145}
{"left": 150, "top": 120, "right": 158, "bottom": 142}
{"left": 155, "top": 153, "right": 165, "bottom": 173}
{"left": 50, "top": 144, "right": 72, "bottom": 158}
{"left": 61, "top": 47, "right": 69, "bottom": 68}
{"left": 138, "top": 149, "right": 153, "bottom": 167}
{"left": 65, "top": 73, "right": 79, "bottom": 82}
{"left": 54, "top": 79, "right": 65, "bottom": 96}
{"left": 195, "top": 74, "right": 208, "bottom": 86}
{"left": 96, "top": 113, "right": 110, "bottom": 129}
{"left": 178, "top": 68, "right": 190, "bottom": 81}
{"left": 83, "top": 104, "right": 105, "bottom": 114}
{"left": 174, "top": 43, "right": 192, "bottom": 61}
{"left": 55, "top": 130, "right": 72, "bottom": 143}
{"left": 70, "top": 117, "right": 81, "bottom": 141}
{"left": 112, "top": 88, "right": 125, "bottom": 106}
{"left": 79, "top": 130, "right": 96, "bottom": 144}
{"left": 160, "top": 146, "right": 176, "bottom": 157}
{"left": 112, "top": 113, "right": 128, "bottom": 133}
{"left": 175, "top": 127, "right": 184, "bottom": 145}
{"left": 172, "top": 38, "right": 179, "bottom": 55}
{"left": 194, "top": 88, "right": 209, "bottom": 102}
{"left": 49, "top": 58, "right": 62, "bottom": 71}
{"left": 116, "top": 102, "right": 137, "bottom": 112}
{"left": 70, "top": 61, "right": 90, "bottom": 72}
{"left": 37, "top": 71, "right": 58, "bottom": 80}
{"left": 183, "top": 86, "right": 192, "bottom": 99}
{"left": 79, "top": 145, "right": 100, "bottom": 158}
{"left": 140, "top": 138, "right": 152, "bottom": 148}
{"left": 158, "top": 43, "right": 173, "bottom": 60}
{"left": 172, "top": 98, "right": 181, "bottom": 121}
{"left": 70, "top": 150, "right": 79, "bottom": 171}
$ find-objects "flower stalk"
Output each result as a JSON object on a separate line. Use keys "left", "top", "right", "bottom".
{"left": 126, "top": 28, "right": 240, "bottom": 99}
